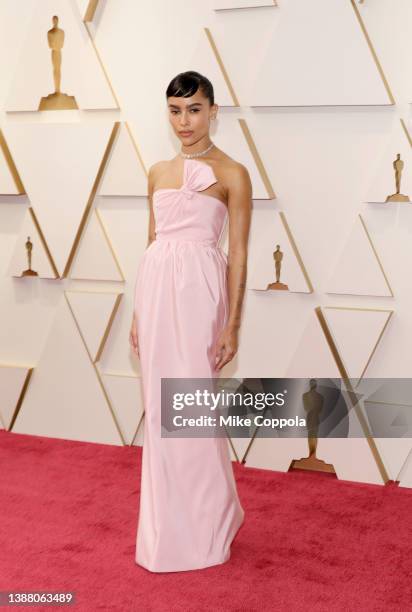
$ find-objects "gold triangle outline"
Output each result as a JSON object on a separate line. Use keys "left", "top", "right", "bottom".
{"left": 87, "top": 371, "right": 145, "bottom": 446}
{"left": 69, "top": 208, "right": 125, "bottom": 281}
{"left": 397, "top": 447, "right": 412, "bottom": 483}
{"left": 400, "top": 118, "right": 412, "bottom": 148}
{"left": 325, "top": 213, "right": 394, "bottom": 297}
{"left": 0, "top": 129, "right": 25, "bottom": 195}
{"left": 315, "top": 305, "right": 392, "bottom": 482}
{"left": 214, "top": 0, "right": 278, "bottom": 10}
{"left": 350, "top": 0, "right": 395, "bottom": 105}
{"left": 239, "top": 118, "right": 276, "bottom": 199}
{"left": 99, "top": 121, "right": 149, "bottom": 197}
{"left": 0, "top": 365, "right": 34, "bottom": 431}
{"left": 65, "top": 289, "right": 123, "bottom": 362}
{"left": 79, "top": 0, "right": 120, "bottom": 107}
{"left": 63, "top": 121, "right": 120, "bottom": 278}
{"left": 83, "top": 0, "right": 100, "bottom": 22}
{"left": 204, "top": 27, "right": 240, "bottom": 107}
{"left": 64, "top": 290, "right": 126, "bottom": 445}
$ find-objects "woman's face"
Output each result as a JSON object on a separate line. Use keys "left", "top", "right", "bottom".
{"left": 167, "top": 90, "right": 217, "bottom": 145}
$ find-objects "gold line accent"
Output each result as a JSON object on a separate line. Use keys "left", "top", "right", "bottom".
{"left": 28, "top": 207, "right": 60, "bottom": 278}
{"left": 239, "top": 118, "right": 276, "bottom": 198}
{"left": 204, "top": 27, "right": 240, "bottom": 107}
{"left": 0, "top": 129, "right": 25, "bottom": 194}
{"left": 350, "top": 0, "right": 395, "bottom": 105}
{"left": 94, "top": 293, "right": 123, "bottom": 362}
{"left": 227, "top": 435, "right": 241, "bottom": 463}
{"left": 326, "top": 215, "right": 394, "bottom": 297}
{"left": 240, "top": 422, "right": 261, "bottom": 464}
{"left": 358, "top": 213, "right": 394, "bottom": 297}
{"left": 396, "top": 448, "right": 412, "bottom": 482}
{"left": 315, "top": 305, "right": 390, "bottom": 482}
{"left": 279, "top": 211, "right": 314, "bottom": 292}
{"left": 125, "top": 121, "right": 148, "bottom": 179}
{"left": 65, "top": 289, "right": 123, "bottom": 362}
{"left": 131, "top": 411, "right": 145, "bottom": 447}
{"left": 365, "top": 400, "right": 412, "bottom": 408}
{"left": 9, "top": 368, "right": 34, "bottom": 431}
{"left": 63, "top": 121, "right": 120, "bottom": 278}
{"left": 400, "top": 118, "right": 412, "bottom": 148}
{"left": 83, "top": 0, "right": 100, "bottom": 22}
{"left": 325, "top": 305, "right": 393, "bottom": 313}
{"left": 95, "top": 208, "right": 126, "bottom": 280}
{"left": 355, "top": 312, "right": 393, "bottom": 383}
{"left": 214, "top": 0, "right": 277, "bottom": 10}
{"left": 83, "top": 22, "right": 121, "bottom": 108}
{"left": 65, "top": 291, "right": 126, "bottom": 445}
{"left": 87, "top": 370, "right": 138, "bottom": 378}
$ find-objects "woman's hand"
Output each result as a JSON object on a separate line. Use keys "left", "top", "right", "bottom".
{"left": 129, "top": 317, "right": 139, "bottom": 357}
{"left": 214, "top": 324, "right": 239, "bottom": 371}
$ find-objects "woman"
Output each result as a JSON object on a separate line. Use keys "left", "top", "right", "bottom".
{"left": 129, "top": 70, "right": 252, "bottom": 573}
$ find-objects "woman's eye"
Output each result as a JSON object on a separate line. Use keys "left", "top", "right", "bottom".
{"left": 170, "top": 109, "right": 199, "bottom": 115}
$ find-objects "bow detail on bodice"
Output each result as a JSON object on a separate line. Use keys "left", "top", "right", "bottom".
{"left": 178, "top": 158, "right": 218, "bottom": 198}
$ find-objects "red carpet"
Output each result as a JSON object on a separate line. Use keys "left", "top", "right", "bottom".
{"left": 1, "top": 429, "right": 411, "bottom": 611}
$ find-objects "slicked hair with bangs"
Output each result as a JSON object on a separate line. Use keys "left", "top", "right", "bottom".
{"left": 166, "top": 71, "right": 214, "bottom": 106}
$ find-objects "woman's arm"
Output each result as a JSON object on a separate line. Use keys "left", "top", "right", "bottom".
{"left": 146, "top": 164, "right": 157, "bottom": 247}
{"left": 129, "top": 163, "right": 158, "bottom": 355}
{"left": 215, "top": 163, "right": 252, "bottom": 370}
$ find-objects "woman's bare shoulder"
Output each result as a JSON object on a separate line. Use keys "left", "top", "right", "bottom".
{"left": 215, "top": 155, "right": 251, "bottom": 190}
{"left": 215, "top": 152, "right": 250, "bottom": 176}
{"left": 148, "top": 159, "right": 171, "bottom": 177}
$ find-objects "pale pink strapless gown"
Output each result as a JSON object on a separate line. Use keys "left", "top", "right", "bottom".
{"left": 133, "top": 158, "right": 245, "bottom": 573}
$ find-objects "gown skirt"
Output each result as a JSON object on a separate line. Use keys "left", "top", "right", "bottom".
{"left": 133, "top": 158, "right": 245, "bottom": 573}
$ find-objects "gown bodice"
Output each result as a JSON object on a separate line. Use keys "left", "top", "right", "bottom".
{"left": 152, "top": 158, "right": 228, "bottom": 247}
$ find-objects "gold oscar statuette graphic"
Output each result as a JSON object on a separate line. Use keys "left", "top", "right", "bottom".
{"left": 21, "top": 236, "right": 38, "bottom": 277}
{"left": 38, "top": 15, "right": 78, "bottom": 111}
{"left": 290, "top": 379, "right": 335, "bottom": 474}
{"left": 385, "top": 154, "right": 410, "bottom": 203}
{"left": 266, "top": 244, "right": 289, "bottom": 290}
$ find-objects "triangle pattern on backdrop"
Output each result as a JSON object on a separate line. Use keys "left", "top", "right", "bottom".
{"left": 99, "top": 123, "right": 148, "bottom": 197}
{"left": 69, "top": 209, "right": 124, "bottom": 281}
{"left": 102, "top": 373, "right": 145, "bottom": 446}
{"left": 66, "top": 290, "right": 122, "bottom": 362}
{"left": 325, "top": 214, "right": 393, "bottom": 297}
{"left": 197, "top": 28, "right": 239, "bottom": 106}
{"left": 247, "top": 0, "right": 393, "bottom": 106}
{"left": 0, "top": 130, "right": 25, "bottom": 194}
{"left": 75, "top": 0, "right": 99, "bottom": 22}
{"left": 4, "top": 121, "right": 116, "bottom": 277}
{"left": 321, "top": 306, "right": 393, "bottom": 384}
{"left": 0, "top": 365, "right": 33, "bottom": 430}
{"left": 213, "top": 0, "right": 276, "bottom": 9}
{"left": 12, "top": 294, "right": 123, "bottom": 445}
{"left": 398, "top": 449, "right": 412, "bottom": 488}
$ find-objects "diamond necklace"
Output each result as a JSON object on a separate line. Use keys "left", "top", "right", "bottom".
{"left": 180, "top": 142, "right": 215, "bottom": 159}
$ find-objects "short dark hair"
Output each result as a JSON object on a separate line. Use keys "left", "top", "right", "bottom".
{"left": 166, "top": 71, "right": 214, "bottom": 106}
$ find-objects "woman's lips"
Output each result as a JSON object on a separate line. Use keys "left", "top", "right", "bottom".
{"left": 180, "top": 131, "right": 193, "bottom": 136}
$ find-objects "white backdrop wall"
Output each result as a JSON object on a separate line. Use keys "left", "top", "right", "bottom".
{"left": 0, "top": 0, "right": 411, "bottom": 487}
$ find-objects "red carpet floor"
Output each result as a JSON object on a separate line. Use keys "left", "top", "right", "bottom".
{"left": 1, "top": 429, "right": 411, "bottom": 612}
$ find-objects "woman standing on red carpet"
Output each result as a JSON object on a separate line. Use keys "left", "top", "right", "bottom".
{"left": 130, "top": 71, "right": 252, "bottom": 572}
